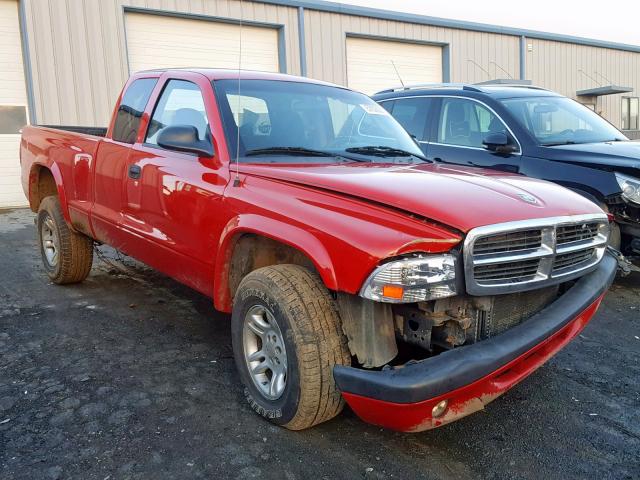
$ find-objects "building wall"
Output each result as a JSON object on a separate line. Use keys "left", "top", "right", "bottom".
{"left": 525, "top": 37, "right": 640, "bottom": 133}
{"left": 303, "top": 9, "right": 521, "bottom": 87}
{"left": 18, "top": 0, "right": 640, "bottom": 136}
{"left": 21, "top": 0, "right": 301, "bottom": 126}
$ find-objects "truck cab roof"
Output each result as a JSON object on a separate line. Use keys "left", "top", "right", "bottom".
{"left": 130, "top": 67, "right": 346, "bottom": 89}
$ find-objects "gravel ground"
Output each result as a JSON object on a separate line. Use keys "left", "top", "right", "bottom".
{"left": 0, "top": 208, "right": 639, "bottom": 480}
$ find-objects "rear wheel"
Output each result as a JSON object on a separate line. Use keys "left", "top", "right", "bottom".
{"left": 37, "top": 196, "right": 93, "bottom": 284}
{"left": 231, "top": 264, "right": 351, "bottom": 430}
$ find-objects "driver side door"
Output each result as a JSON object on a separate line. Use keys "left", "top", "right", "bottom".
{"left": 121, "top": 73, "right": 230, "bottom": 296}
{"left": 426, "top": 97, "right": 522, "bottom": 173}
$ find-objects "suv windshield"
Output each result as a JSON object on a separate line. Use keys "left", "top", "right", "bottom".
{"left": 500, "top": 96, "right": 627, "bottom": 146}
{"left": 214, "top": 79, "right": 424, "bottom": 162}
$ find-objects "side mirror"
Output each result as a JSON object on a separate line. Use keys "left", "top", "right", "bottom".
{"left": 483, "top": 132, "right": 517, "bottom": 154}
{"left": 157, "top": 125, "right": 214, "bottom": 157}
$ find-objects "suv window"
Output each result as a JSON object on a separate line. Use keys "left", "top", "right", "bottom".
{"left": 112, "top": 78, "right": 157, "bottom": 144}
{"left": 437, "top": 97, "right": 509, "bottom": 148}
{"left": 387, "top": 97, "right": 432, "bottom": 141}
{"left": 146, "top": 80, "right": 209, "bottom": 146}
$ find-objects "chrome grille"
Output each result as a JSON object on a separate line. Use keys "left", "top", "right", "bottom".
{"left": 473, "top": 229, "right": 542, "bottom": 255}
{"left": 553, "top": 248, "right": 596, "bottom": 272}
{"left": 464, "top": 214, "right": 609, "bottom": 295}
{"left": 557, "top": 222, "right": 600, "bottom": 245}
{"left": 474, "top": 258, "right": 540, "bottom": 282}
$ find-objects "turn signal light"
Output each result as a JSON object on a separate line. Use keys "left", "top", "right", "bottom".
{"left": 382, "top": 285, "right": 404, "bottom": 299}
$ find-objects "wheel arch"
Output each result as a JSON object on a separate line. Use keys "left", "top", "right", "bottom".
{"left": 28, "top": 162, "right": 70, "bottom": 222}
{"left": 213, "top": 215, "right": 338, "bottom": 312}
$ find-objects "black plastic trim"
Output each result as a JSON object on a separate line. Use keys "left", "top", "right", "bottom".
{"left": 333, "top": 253, "right": 617, "bottom": 404}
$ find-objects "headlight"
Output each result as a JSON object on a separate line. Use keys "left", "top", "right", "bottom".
{"left": 615, "top": 172, "right": 640, "bottom": 204}
{"left": 359, "top": 255, "right": 457, "bottom": 303}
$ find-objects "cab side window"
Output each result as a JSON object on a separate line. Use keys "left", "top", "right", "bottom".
{"left": 437, "top": 98, "right": 509, "bottom": 148}
{"left": 145, "top": 80, "right": 209, "bottom": 146}
{"left": 388, "top": 97, "right": 432, "bottom": 141}
{"left": 112, "top": 78, "right": 158, "bottom": 144}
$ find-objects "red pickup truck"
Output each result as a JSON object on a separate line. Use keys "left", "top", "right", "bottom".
{"left": 20, "top": 69, "right": 617, "bottom": 432}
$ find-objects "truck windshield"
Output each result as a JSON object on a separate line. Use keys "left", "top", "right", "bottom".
{"left": 214, "top": 79, "right": 425, "bottom": 162}
{"left": 500, "top": 96, "right": 627, "bottom": 146}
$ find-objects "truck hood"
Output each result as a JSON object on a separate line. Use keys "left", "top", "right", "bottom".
{"left": 239, "top": 162, "right": 603, "bottom": 233}
{"left": 537, "top": 140, "right": 640, "bottom": 172}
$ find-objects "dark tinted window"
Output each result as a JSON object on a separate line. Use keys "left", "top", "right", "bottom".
{"left": 389, "top": 97, "right": 432, "bottom": 141}
{"left": 438, "top": 97, "right": 510, "bottom": 148}
{"left": 112, "top": 78, "right": 157, "bottom": 144}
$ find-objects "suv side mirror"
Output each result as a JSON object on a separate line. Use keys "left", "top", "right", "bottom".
{"left": 483, "top": 132, "right": 517, "bottom": 154}
{"left": 157, "top": 125, "right": 214, "bottom": 157}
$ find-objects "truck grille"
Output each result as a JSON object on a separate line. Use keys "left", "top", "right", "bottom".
{"left": 464, "top": 214, "right": 608, "bottom": 295}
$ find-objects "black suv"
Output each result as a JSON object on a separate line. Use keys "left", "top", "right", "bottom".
{"left": 373, "top": 84, "right": 640, "bottom": 255}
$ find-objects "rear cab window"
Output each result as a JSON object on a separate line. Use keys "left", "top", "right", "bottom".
{"left": 112, "top": 78, "right": 158, "bottom": 144}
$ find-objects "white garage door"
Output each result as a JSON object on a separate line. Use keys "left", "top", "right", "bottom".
{"left": 346, "top": 37, "right": 442, "bottom": 95}
{"left": 125, "top": 13, "right": 280, "bottom": 74}
{"left": 0, "top": 0, "right": 29, "bottom": 208}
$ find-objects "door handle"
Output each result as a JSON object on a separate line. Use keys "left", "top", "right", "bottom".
{"left": 128, "top": 164, "right": 141, "bottom": 180}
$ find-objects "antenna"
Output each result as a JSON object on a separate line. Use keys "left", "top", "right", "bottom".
{"left": 391, "top": 61, "right": 405, "bottom": 88}
{"left": 489, "top": 61, "right": 513, "bottom": 79}
{"left": 467, "top": 59, "right": 491, "bottom": 79}
{"left": 233, "top": 0, "right": 243, "bottom": 188}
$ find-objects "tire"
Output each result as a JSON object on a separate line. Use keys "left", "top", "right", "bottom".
{"left": 231, "top": 264, "right": 351, "bottom": 430}
{"left": 37, "top": 195, "right": 93, "bottom": 284}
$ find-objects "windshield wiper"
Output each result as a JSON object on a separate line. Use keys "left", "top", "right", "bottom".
{"left": 345, "top": 145, "right": 428, "bottom": 160}
{"left": 541, "top": 141, "right": 577, "bottom": 146}
{"left": 245, "top": 147, "right": 336, "bottom": 157}
{"left": 244, "top": 146, "right": 370, "bottom": 163}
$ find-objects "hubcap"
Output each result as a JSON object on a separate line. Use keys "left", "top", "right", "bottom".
{"left": 40, "top": 214, "right": 59, "bottom": 267}
{"left": 242, "top": 305, "right": 288, "bottom": 400}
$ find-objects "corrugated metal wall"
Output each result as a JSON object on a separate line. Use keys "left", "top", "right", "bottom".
{"left": 21, "top": 0, "right": 300, "bottom": 126}
{"left": 525, "top": 37, "right": 640, "bottom": 131}
{"left": 19, "top": 0, "right": 640, "bottom": 134}
{"left": 303, "top": 9, "right": 521, "bottom": 87}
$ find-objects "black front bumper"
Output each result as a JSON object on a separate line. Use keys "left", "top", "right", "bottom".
{"left": 333, "top": 253, "right": 617, "bottom": 404}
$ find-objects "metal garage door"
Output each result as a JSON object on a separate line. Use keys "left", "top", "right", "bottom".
{"left": 125, "top": 13, "right": 280, "bottom": 74}
{"left": 0, "top": 0, "right": 29, "bottom": 208}
{"left": 346, "top": 37, "right": 442, "bottom": 95}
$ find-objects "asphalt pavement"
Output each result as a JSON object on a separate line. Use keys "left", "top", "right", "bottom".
{"left": 1, "top": 208, "right": 638, "bottom": 480}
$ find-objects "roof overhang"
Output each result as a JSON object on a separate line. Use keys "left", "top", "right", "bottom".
{"left": 576, "top": 85, "right": 634, "bottom": 97}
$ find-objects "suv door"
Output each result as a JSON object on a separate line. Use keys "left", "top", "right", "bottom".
{"left": 427, "top": 97, "right": 521, "bottom": 172}
{"left": 380, "top": 96, "right": 434, "bottom": 155}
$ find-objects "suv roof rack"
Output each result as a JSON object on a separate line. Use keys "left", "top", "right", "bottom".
{"left": 375, "top": 81, "right": 551, "bottom": 95}
{"left": 476, "top": 82, "right": 550, "bottom": 91}
{"left": 375, "top": 83, "right": 483, "bottom": 94}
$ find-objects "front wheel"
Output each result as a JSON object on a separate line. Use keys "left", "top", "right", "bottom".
{"left": 231, "top": 264, "right": 351, "bottom": 430}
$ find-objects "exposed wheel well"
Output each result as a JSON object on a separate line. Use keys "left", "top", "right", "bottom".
{"left": 227, "top": 234, "right": 320, "bottom": 302}
{"left": 29, "top": 166, "right": 57, "bottom": 212}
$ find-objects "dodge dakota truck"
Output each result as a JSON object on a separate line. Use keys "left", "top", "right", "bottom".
{"left": 20, "top": 69, "right": 617, "bottom": 432}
